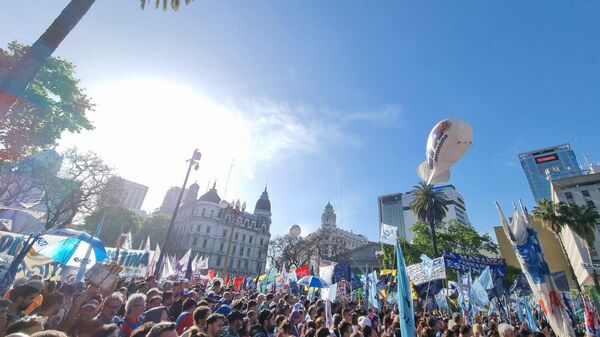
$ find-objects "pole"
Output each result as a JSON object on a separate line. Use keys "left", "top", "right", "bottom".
{"left": 155, "top": 149, "right": 201, "bottom": 279}
{"left": 75, "top": 214, "right": 105, "bottom": 282}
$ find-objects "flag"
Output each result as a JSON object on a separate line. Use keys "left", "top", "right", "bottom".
{"left": 121, "top": 231, "right": 132, "bottom": 250}
{"left": 395, "top": 241, "right": 416, "bottom": 337}
{"left": 176, "top": 249, "right": 191, "bottom": 275}
{"left": 435, "top": 290, "right": 448, "bottom": 311}
{"left": 208, "top": 269, "right": 216, "bottom": 280}
{"left": 524, "top": 297, "right": 540, "bottom": 332}
{"left": 146, "top": 243, "right": 161, "bottom": 277}
{"left": 162, "top": 254, "right": 176, "bottom": 279}
{"left": 0, "top": 219, "right": 12, "bottom": 231}
{"left": 143, "top": 236, "right": 151, "bottom": 251}
{"left": 497, "top": 202, "right": 575, "bottom": 337}
{"left": 380, "top": 223, "right": 398, "bottom": 245}
{"left": 471, "top": 267, "right": 493, "bottom": 307}
{"left": 320, "top": 263, "right": 336, "bottom": 285}
{"left": 225, "top": 275, "right": 231, "bottom": 287}
{"left": 295, "top": 265, "right": 310, "bottom": 278}
{"left": 368, "top": 271, "right": 380, "bottom": 310}
{"left": 420, "top": 254, "right": 434, "bottom": 279}
{"left": 233, "top": 276, "right": 244, "bottom": 291}
{"left": 197, "top": 256, "right": 209, "bottom": 270}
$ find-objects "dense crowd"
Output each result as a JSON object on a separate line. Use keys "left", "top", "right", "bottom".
{"left": 0, "top": 274, "right": 567, "bottom": 337}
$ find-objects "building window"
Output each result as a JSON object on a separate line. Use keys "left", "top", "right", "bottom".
{"left": 235, "top": 233, "right": 239, "bottom": 240}
{"left": 232, "top": 245, "right": 236, "bottom": 255}
{"left": 201, "top": 209, "right": 205, "bottom": 216}
{"left": 219, "top": 242, "right": 224, "bottom": 251}
{"left": 222, "top": 229, "right": 227, "bottom": 237}
{"left": 196, "top": 225, "right": 201, "bottom": 232}
{"left": 210, "top": 210, "right": 214, "bottom": 217}
{"left": 586, "top": 200, "right": 596, "bottom": 209}
{"left": 247, "top": 248, "right": 250, "bottom": 256}
{"left": 582, "top": 190, "right": 591, "bottom": 197}
{"left": 203, "top": 239, "right": 208, "bottom": 248}
{"left": 206, "top": 226, "right": 211, "bottom": 234}
{"left": 245, "top": 260, "right": 248, "bottom": 269}
{"left": 239, "top": 247, "right": 244, "bottom": 256}
{"left": 249, "top": 236, "right": 253, "bottom": 243}
{"left": 237, "top": 260, "right": 241, "bottom": 268}
{"left": 242, "top": 234, "right": 246, "bottom": 242}
{"left": 260, "top": 238, "right": 264, "bottom": 245}
{"left": 193, "top": 237, "right": 198, "bottom": 246}
{"left": 565, "top": 192, "right": 574, "bottom": 201}
{"left": 217, "top": 256, "right": 222, "bottom": 266}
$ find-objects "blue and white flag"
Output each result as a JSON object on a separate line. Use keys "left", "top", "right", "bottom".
{"left": 396, "top": 241, "right": 416, "bottom": 337}
{"left": 420, "top": 254, "right": 434, "bottom": 279}
{"left": 497, "top": 202, "right": 575, "bottom": 337}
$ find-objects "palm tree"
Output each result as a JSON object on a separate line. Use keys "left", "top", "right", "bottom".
{"left": 0, "top": 0, "right": 192, "bottom": 117}
{"left": 563, "top": 203, "right": 600, "bottom": 291}
{"left": 409, "top": 181, "right": 449, "bottom": 256}
{"left": 532, "top": 199, "right": 582, "bottom": 292}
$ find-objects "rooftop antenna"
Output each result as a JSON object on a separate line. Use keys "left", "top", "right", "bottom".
{"left": 205, "top": 180, "right": 211, "bottom": 193}
{"left": 223, "top": 159, "right": 234, "bottom": 199}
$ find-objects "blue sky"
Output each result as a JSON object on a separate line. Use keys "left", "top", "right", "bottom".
{"left": 2, "top": 0, "right": 600, "bottom": 243}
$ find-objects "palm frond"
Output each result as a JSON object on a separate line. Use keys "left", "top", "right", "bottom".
{"left": 139, "top": 0, "right": 193, "bottom": 10}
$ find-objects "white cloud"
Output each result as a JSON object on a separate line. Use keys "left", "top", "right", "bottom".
{"left": 58, "top": 78, "right": 365, "bottom": 211}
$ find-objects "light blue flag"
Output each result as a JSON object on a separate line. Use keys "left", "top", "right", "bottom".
{"left": 368, "top": 272, "right": 380, "bottom": 311}
{"left": 515, "top": 297, "right": 525, "bottom": 323}
{"left": 524, "top": 297, "right": 540, "bottom": 332}
{"left": 471, "top": 267, "right": 493, "bottom": 307}
{"left": 396, "top": 241, "right": 416, "bottom": 337}
{"left": 435, "top": 290, "right": 448, "bottom": 311}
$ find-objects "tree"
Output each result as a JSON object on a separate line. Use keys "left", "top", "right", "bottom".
{"left": 38, "top": 148, "right": 114, "bottom": 229}
{"left": 267, "top": 231, "right": 348, "bottom": 271}
{"left": 0, "top": 0, "right": 193, "bottom": 118}
{"left": 0, "top": 42, "right": 93, "bottom": 161}
{"left": 134, "top": 213, "right": 170, "bottom": 249}
{"left": 81, "top": 206, "right": 142, "bottom": 246}
{"left": 409, "top": 181, "right": 449, "bottom": 256}
{"left": 532, "top": 199, "right": 581, "bottom": 292}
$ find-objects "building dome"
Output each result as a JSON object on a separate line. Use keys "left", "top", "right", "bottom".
{"left": 198, "top": 182, "right": 221, "bottom": 204}
{"left": 254, "top": 187, "right": 271, "bottom": 213}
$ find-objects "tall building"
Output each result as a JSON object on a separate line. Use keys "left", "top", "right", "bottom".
{"left": 159, "top": 186, "right": 188, "bottom": 214}
{"left": 519, "top": 143, "right": 582, "bottom": 202}
{"left": 398, "top": 184, "right": 469, "bottom": 241}
{"left": 170, "top": 183, "right": 271, "bottom": 276}
{"left": 306, "top": 202, "right": 370, "bottom": 260}
{"left": 377, "top": 193, "right": 406, "bottom": 239}
{"left": 106, "top": 177, "right": 148, "bottom": 212}
{"left": 550, "top": 171, "right": 600, "bottom": 287}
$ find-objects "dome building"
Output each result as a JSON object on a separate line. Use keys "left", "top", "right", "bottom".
{"left": 171, "top": 183, "right": 272, "bottom": 276}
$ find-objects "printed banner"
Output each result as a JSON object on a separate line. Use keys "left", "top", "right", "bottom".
{"left": 443, "top": 250, "right": 506, "bottom": 275}
{"left": 380, "top": 224, "right": 397, "bottom": 245}
{"left": 406, "top": 257, "right": 446, "bottom": 286}
{"left": 105, "top": 248, "right": 154, "bottom": 279}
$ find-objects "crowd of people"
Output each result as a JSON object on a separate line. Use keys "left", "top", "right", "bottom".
{"left": 0, "top": 274, "right": 572, "bottom": 337}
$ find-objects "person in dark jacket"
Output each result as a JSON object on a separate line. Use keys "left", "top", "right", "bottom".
{"left": 250, "top": 309, "right": 273, "bottom": 337}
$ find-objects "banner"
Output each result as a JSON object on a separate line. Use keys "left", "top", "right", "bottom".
{"left": 319, "top": 263, "right": 336, "bottom": 285}
{"left": 443, "top": 250, "right": 506, "bottom": 275}
{"left": 406, "top": 257, "right": 446, "bottom": 286}
{"left": 105, "top": 248, "right": 153, "bottom": 279}
{"left": 380, "top": 224, "right": 397, "bottom": 245}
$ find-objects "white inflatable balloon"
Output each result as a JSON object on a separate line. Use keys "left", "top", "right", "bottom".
{"left": 417, "top": 119, "right": 473, "bottom": 184}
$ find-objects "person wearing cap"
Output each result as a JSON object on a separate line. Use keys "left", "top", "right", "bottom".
{"left": 175, "top": 298, "right": 197, "bottom": 335}
{"left": 222, "top": 310, "right": 245, "bottom": 337}
{"left": 250, "top": 309, "right": 273, "bottom": 337}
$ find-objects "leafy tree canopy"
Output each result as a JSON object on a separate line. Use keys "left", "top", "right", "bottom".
{"left": 134, "top": 213, "right": 170, "bottom": 249}
{"left": 81, "top": 206, "right": 142, "bottom": 246}
{"left": 0, "top": 41, "right": 93, "bottom": 162}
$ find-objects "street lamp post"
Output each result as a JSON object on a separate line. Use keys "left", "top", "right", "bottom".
{"left": 155, "top": 149, "right": 201, "bottom": 279}
{"left": 219, "top": 199, "right": 246, "bottom": 279}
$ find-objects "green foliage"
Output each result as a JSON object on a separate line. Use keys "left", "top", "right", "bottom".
{"left": 134, "top": 213, "right": 170, "bottom": 248}
{"left": 410, "top": 219, "right": 499, "bottom": 258}
{"left": 0, "top": 41, "right": 93, "bottom": 161}
{"left": 82, "top": 206, "right": 142, "bottom": 246}
{"left": 502, "top": 265, "right": 522, "bottom": 288}
{"left": 563, "top": 203, "right": 600, "bottom": 248}
{"left": 409, "top": 182, "right": 449, "bottom": 225}
{"left": 381, "top": 243, "right": 394, "bottom": 269}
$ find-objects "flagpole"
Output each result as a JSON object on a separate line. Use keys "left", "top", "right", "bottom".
{"left": 75, "top": 214, "right": 105, "bottom": 282}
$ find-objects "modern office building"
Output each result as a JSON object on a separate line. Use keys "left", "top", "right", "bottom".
{"left": 519, "top": 143, "right": 582, "bottom": 202}
{"left": 170, "top": 183, "right": 271, "bottom": 276}
{"left": 377, "top": 193, "right": 406, "bottom": 240}
{"left": 159, "top": 186, "right": 188, "bottom": 214}
{"left": 401, "top": 184, "right": 470, "bottom": 241}
{"left": 106, "top": 177, "right": 149, "bottom": 213}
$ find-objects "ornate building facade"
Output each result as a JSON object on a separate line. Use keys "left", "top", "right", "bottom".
{"left": 171, "top": 183, "right": 272, "bottom": 276}
{"left": 306, "top": 202, "right": 370, "bottom": 260}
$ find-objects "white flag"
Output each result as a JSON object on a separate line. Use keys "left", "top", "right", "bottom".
{"left": 143, "top": 236, "right": 151, "bottom": 251}
{"left": 162, "top": 254, "right": 176, "bottom": 279}
{"left": 380, "top": 223, "right": 398, "bottom": 245}
{"left": 121, "top": 231, "right": 132, "bottom": 250}
{"left": 197, "top": 256, "right": 209, "bottom": 270}
{"left": 176, "top": 249, "right": 191, "bottom": 274}
{"left": 146, "top": 244, "right": 161, "bottom": 277}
